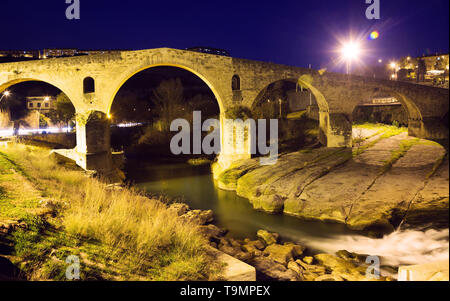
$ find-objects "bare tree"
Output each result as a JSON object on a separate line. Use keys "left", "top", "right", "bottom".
{"left": 151, "top": 78, "right": 185, "bottom": 131}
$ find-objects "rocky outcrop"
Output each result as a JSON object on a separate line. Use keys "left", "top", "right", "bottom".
{"left": 213, "top": 131, "right": 448, "bottom": 233}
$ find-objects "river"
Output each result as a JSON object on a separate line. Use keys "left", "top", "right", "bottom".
{"left": 126, "top": 160, "right": 449, "bottom": 269}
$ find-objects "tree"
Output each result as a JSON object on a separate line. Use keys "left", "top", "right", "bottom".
{"left": 151, "top": 78, "right": 186, "bottom": 131}
{"left": 49, "top": 93, "right": 75, "bottom": 128}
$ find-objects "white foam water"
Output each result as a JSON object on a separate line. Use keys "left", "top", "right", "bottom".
{"left": 289, "top": 228, "right": 449, "bottom": 268}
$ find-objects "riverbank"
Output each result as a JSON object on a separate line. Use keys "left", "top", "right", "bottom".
{"left": 213, "top": 124, "right": 449, "bottom": 235}
{"left": 0, "top": 143, "right": 223, "bottom": 280}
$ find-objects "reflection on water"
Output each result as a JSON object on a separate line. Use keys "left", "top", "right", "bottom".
{"left": 126, "top": 160, "right": 449, "bottom": 267}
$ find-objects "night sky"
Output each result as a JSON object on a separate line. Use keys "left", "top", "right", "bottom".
{"left": 1, "top": 0, "right": 448, "bottom": 71}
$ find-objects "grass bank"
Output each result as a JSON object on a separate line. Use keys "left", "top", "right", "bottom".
{"left": 0, "top": 143, "right": 220, "bottom": 280}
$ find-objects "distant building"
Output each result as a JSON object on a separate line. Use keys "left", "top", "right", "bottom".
{"left": 41, "top": 49, "right": 124, "bottom": 59}
{"left": 397, "top": 53, "right": 449, "bottom": 87}
{"left": 0, "top": 50, "right": 39, "bottom": 59}
{"left": 26, "top": 96, "right": 55, "bottom": 112}
{"left": 186, "top": 47, "right": 230, "bottom": 57}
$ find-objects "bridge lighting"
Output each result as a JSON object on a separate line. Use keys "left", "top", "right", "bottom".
{"left": 0, "top": 90, "right": 10, "bottom": 103}
{"left": 340, "top": 41, "right": 361, "bottom": 74}
{"left": 107, "top": 114, "right": 112, "bottom": 119}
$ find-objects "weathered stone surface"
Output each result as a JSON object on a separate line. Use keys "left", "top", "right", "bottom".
{"left": 214, "top": 130, "right": 448, "bottom": 233}
{"left": 256, "top": 229, "right": 279, "bottom": 246}
{"left": 404, "top": 156, "right": 449, "bottom": 227}
{"left": 347, "top": 141, "right": 446, "bottom": 231}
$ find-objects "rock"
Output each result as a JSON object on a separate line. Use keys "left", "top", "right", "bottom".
{"left": 218, "top": 244, "right": 241, "bottom": 257}
{"left": 314, "top": 254, "right": 368, "bottom": 281}
{"left": 283, "top": 242, "right": 305, "bottom": 258}
{"left": 242, "top": 240, "right": 265, "bottom": 254}
{"left": 335, "top": 250, "right": 368, "bottom": 264}
{"left": 181, "top": 209, "right": 214, "bottom": 225}
{"left": 198, "top": 224, "right": 227, "bottom": 241}
{"left": 235, "top": 252, "right": 253, "bottom": 262}
{"left": 314, "top": 274, "right": 344, "bottom": 281}
{"left": 228, "top": 238, "right": 243, "bottom": 249}
{"left": 252, "top": 257, "right": 300, "bottom": 281}
{"left": 168, "top": 203, "right": 189, "bottom": 216}
{"left": 303, "top": 256, "right": 314, "bottom": 265}
{"left": 256, "top": 229, "right": 279, "bottom": 246}
{"left": 295, "top": 259, "right": 327, "bottom": 274}
{"left": 263, "top": 244, "right": 295, "bottom": 266}
{"left": 287, "top": 261, "right": 304, "bottom": 279}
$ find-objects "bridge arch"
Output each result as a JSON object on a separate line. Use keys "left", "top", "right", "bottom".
{"left": 106, "top": 63, "right": 226, "bottom": 116}
{"left": 0, "top": 78, "right": 75, "bottom": 103}
{"left": 251, "top": 76, "right": 334, "bottom": 147}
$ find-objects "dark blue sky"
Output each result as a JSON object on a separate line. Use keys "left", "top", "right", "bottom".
{"left": 1, "top": 0, "right": 448, "bottom": 70}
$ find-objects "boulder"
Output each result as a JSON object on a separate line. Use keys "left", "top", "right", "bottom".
{"left": 287, "top": 261, "right": 305, "bottom": 279}
{"left": 242, "top": 240, "right": 265, "bottom": 254}
{"left": 263, "top": 244, "right": 294, "bottom": 266}
{"left": 252, "top": 257, "right": 300, "bottom": 281}
{"left": 198, "top": 224, "right": 227, "bottom": 241}
{"left": 168, "top": 203, "right": 189, "bottom": 216}
{"left": 295, "top": 259, "right": 327, "bottom": 274}
{"left": 303, "top": 256, "right": 314, "bottom": 265}
{"left": 256, "top": 229, "right": 279, "bottom": 245}
{"left": 283, "top": 242, "right": 305, "bottom": 257}
{"left": 314, "top": 254, "right": 368, "bottom": 281}
{"left": 181, "top": 209, "right": 214, "bottom": 225}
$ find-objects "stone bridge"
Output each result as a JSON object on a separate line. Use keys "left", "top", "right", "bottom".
{"left": 0, "top": 48, "right": 448, "bottom": 174}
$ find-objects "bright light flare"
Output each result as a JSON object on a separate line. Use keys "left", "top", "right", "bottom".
{"left": 340, "top": 42, "right": 361, "bottom": 60}
{"left": 3, "top": 91, "right": 10, "bottom": 96}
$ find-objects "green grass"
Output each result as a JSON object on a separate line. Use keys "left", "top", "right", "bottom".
{"left": 0, "top": 143, "right": 221, "bottom": 281}
{"left": 380, "top": 138, "right": 420, "bottom": 174}
{"left": 352, "top": 123, "right": 408, "bottom": 157}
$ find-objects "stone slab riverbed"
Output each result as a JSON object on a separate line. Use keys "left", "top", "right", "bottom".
{"left": 213, "top": 127, "right": 449, "bottom": 234}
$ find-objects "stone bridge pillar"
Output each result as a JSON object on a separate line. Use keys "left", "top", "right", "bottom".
{"left": 75, "top": 111, "right": 113, "bottom": 175}
{"left": 408, "top": 117, "right": 449, "bottom": 140}
{"left": 319, "top": 112, "right": 352, "bottom": 148}
{"left": 217, "top": 114, "right": 254, "bottom": 169}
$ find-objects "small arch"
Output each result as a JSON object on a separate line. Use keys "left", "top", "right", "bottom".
{"left": 232, "top": 75, "right": 240, "bottom": 91}
{"left": 83, "top": 77, "right": 95, "bottom": 94}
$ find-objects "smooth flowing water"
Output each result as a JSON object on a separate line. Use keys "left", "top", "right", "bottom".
{"left": 126, "top": 160, "right": 449, "bottom": 268}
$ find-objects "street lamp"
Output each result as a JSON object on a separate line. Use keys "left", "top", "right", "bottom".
{"left": 389, "top": 62, "right": 398, "bottom": 80}
{"left": 340, "top": 41, "right": 361, "bottom": 74}
{"left": 0, "top": 90, "right": 11, "bottom": 103}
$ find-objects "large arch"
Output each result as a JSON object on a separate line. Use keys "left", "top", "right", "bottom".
{"left": 0, "top": 78, "right": 75, "bottom": 103}
{"left": 105, "top": 63, "right": 226, "bottom": 116}
{"left": 250, "top": 76, "right": 334, "bottom": 147}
